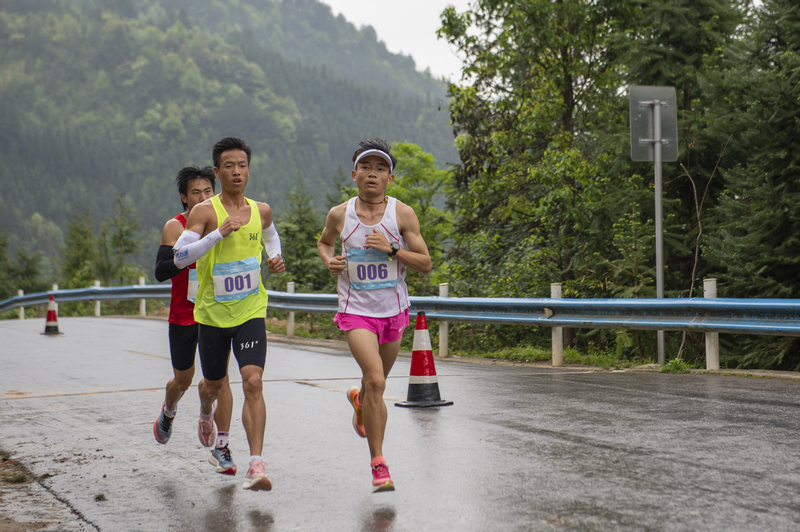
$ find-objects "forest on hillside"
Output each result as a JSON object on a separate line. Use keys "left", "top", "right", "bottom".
{"left": 4, "top": 0, "right": 800, "bottom": 372}
{"left": 0, "top": 0, "right": 456, "bottom": 277}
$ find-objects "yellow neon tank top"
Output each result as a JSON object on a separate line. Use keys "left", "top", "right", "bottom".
{"left": 194, "top": 195, "right": 268, "bottom": 327}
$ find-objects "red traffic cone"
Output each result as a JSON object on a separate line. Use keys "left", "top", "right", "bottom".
{"left": 41, "top": 294, "right": 63, "bottom": 335}
{"left": 395, "top": 312, "right": 453, "bottom": 408}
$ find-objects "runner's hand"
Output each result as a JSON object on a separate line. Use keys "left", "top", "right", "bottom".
{"left": 268, "top": 255, "right": 285, "bottom": 273}
{"left": 364, "top": 228, "right": 390, "bottom": 253}
{"left": 326, "top": 255, "right": 346, "bottom": 276}
{"left": 219, "top": 216, "right": 241, "bottom": 237}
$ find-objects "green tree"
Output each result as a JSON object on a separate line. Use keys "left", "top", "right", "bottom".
{"left": 0, "top": 223, "right": 49, "bottom": 302}
{"left": 0, "top": 228, "right": 14, "bottom": 300}
{"left": 703, "top": 0, "right": 800, "bottom": 370}
{"left": 10, "top": 248, "right": 48, "bottom": 295}
{"left": 273, "top": 173, "right": 329, "bottom": 293}
{"left": 387, "top": 142, "right": 452, "bottom": 296}
{"left": 59, "top": 208, "right": 98, "bottom": 289}
{"left": 95, "top": 223, "right": 117, "bottom": 287}
{"left": 107, "top": 193, "right": 143, "bottom": 285}
{"left": 438, "top": 0, "right": 633, "bottom": 351}
{"left": 326, "top": 165, "right": 356, "bottom": 210}
{"left": 604, "top": 204, "right": 656, "bottom": 299}
{"left": 615, "top": 0, "right": 744, "bottom": 297}
{"left": 439, "top": 0, "right": 626, "bottom": 294}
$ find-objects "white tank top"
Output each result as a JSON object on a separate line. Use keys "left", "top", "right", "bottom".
{"left": 337, "top": 196, "right": 409, "bottom": 317}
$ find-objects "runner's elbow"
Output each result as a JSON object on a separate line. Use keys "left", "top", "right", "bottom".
{"left": 418, "top": 260, "right": 432, "bottom": 274}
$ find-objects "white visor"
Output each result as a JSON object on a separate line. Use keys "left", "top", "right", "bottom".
{"left": 354, "top": 149, "right": 394, "bottom": 172}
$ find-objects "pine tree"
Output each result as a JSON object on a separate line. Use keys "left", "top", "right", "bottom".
{"left": 107, "top": 193, "right": 143, "bottom": 285}
{"left": 703, "top": 0, "right": 800, "bottom": 369}
{"left": 59, "top": 208, "right": 98, "bottom": 289}
{"left": 10, "top": 248, "right": 48, "bottom": 295}
{"left": 0, "top": 227, "right": 14, "bottom": 300}
{"left": 386, "top": 142, "right": 452, "bottom": 296}
{"left": 273, "top": 173, "right": 329, "bottom": 293}
{"left": 616, "top": 0, "right": 745, "bottom": 296}
{"left": 325, "top": 165, "right": 356, "bottom": 210}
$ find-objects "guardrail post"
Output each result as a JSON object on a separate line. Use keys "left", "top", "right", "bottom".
{"left": 551, "top": 283, "right": 563, "bottom": 367}
{"left": 704, "top": 278, "right": 720, "bottom": 370}
{"left": 287, "top": 282, "right": 295, "bottom": 338}
{"left": 18, "top": 290, "right": 24, "bottom": 320}
{"left": 139, "top": 277, "right": 146, "bottom": 317}
{"left": 439, "top": 283, "right": 449, "bottom": 358}
{"left": 94, "top": 280, "right": 101, "bottom": 317}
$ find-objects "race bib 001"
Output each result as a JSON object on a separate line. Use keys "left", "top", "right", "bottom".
{"left": 187, "top": 269, "right": 199, "bottom": 303}
{"left": 212, "top": 257, "right": 260, "bottom": 302}
{"left": 347, "top": 248, "right": 398, "bottom": 290}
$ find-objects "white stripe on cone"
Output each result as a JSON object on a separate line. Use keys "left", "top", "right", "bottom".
{"left": 409, "top": 375, "right": 440, "bottom": 384}
{"left": 412, "top": 329, "right": 432, "bottom": 352}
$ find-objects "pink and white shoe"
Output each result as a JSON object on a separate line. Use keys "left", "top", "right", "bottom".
{"left": 242, "top": 459, "right": 272, "bottom": 491}
{"left": 197, "top": 402, "right": 217, "bottom": 448}
{"left": 371, "top": 456, "right": 395, "bottom": 493}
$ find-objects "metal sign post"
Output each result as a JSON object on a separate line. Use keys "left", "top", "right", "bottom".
{"left": 630, "top": 86, "right": 678, "bottom": 365}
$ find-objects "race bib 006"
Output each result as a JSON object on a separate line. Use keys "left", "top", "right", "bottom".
{"left": 212, "top": 257, "right": 260, "bottom": 302}
{"left": 347, "top": 248, "right": 398, "bottom": 290}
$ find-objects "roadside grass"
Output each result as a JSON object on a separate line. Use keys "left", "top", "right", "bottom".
{"left": 659, "top": 358, "right": 692, "bottom": 374}
{"left": 265, "top": 313, "right": 345, "bottom": 341}
{"left": 450, "top": 346, "right": 652, "bottom": 370}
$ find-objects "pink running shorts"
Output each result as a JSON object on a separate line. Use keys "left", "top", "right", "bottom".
{"left": 334, "top": 309, "right": 410, "bottom": 345}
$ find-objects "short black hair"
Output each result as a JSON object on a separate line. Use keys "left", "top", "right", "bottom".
{"left": 175, "top": 165, "right": 215, "bottom": 210}
{"left": 212, "top": 137, "right": 252, "bottom": 169}
{"left": 352, "top": 138, "right": 397, "bottom": 170}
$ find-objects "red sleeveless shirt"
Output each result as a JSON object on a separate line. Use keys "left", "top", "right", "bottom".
{"left": 168, "top": 213, "right": 197, "bottom": 325}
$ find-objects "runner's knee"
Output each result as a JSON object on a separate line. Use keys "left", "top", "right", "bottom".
{"left": 364, "top": 372, "right": 386, "bottom": 395}
{"left": 204, "top": 378, "right": 225, "bottom": 396}
{"left": 174, "top": 376, "right": 193, "bottom": 392}
{"left": 242, "top": 373, "right": 263, "bottom": 397}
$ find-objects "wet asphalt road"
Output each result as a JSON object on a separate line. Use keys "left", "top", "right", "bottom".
{"left": 1, "top": 317, "right": 800, "bottom": 532}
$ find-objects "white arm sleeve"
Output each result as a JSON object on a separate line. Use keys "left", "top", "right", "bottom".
{"left": 173, "top": 229, "right": 223, "bottom": 268}
{"left": 263, "top": 223, "right": 282, "bottom": 259}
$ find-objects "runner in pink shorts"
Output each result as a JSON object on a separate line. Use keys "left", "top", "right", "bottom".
{"left": 318, "top": 138, "right": 432, "bottom": 493}
{"left": 334, "top": 309, "right": 410, "bottom": 345}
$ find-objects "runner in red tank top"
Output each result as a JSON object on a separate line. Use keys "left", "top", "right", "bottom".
{"left": 152, "top": 166, "right": 238, "bottom": 476}
{"left": 166, "top": 212, "right": 195, "bottom": 325}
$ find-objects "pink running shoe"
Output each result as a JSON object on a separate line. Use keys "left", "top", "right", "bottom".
{"left": 370, "top": 456, "right": 395, "bottom": 493}
{"left": 347, "top": 386, "right": 366, "bottom": 438}
{"left": 197, "top": 402, "right": 217, "bottom": 448}
{"left": 242, "top": 459, "right": 272, "bottom": 491}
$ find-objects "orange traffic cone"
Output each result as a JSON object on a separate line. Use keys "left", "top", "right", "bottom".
{"left": 395, "top": 312, "right": 453, "bottom": 408}
{"left": 41, "top": 294, "right": 63, "bottom": 335}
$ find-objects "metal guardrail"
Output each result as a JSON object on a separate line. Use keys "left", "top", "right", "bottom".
{"left": 4, "top": 285, "right": 800, "bottom": 337}
{"left": 0, "top": 285, "right": 170, "bottom": 311}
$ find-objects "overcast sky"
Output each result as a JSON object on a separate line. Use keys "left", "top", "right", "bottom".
{"left": 321, "top": 0, "right": 474, "bottom": 81}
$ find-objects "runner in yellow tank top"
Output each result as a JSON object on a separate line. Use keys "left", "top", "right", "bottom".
{"left": 193, "top": 194, "right": 268, "bottom": 327}
{"left": 172, "top": 137, "right": 285, "bottom": 492}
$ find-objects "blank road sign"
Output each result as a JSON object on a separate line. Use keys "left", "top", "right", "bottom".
{"left": 629, "top": 86, "right": 679, "bottom": 162}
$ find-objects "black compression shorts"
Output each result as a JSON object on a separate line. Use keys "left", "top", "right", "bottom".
{"left": 168, "top": 322, "right": 199, "bottom": 372}
{"left": 198, "top": 318, "right": 267, "bottom": 381}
